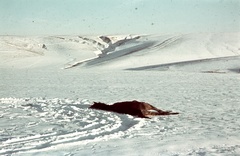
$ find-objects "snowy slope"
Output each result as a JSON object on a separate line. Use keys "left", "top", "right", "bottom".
{"left": 0, "top": 33, "right": 240, "bottom": 156}
{"left": 0, "top": 33, "right": 239, "bottom": 71}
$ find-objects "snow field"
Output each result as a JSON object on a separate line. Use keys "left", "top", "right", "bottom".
{"left": 0, "top": 32, "right": 240, "bottom": 155}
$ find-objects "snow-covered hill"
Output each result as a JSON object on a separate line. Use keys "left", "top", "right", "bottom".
{"left": 0, "top": 33, "right": 239, "bottom": 72}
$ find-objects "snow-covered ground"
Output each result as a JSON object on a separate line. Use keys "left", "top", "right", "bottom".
{"left": 0, "top": 33, "right": 240, "bottom": 155}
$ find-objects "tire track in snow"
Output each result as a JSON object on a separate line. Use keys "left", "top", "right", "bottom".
{"left": 0, "top": 98, "right": 143, "bottom": 155}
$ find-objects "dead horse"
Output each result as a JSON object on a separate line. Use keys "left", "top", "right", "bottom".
{"left": 89, "top": 100, "right": 179, "bottom": 118}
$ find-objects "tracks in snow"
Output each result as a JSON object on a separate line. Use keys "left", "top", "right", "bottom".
{"left": 0, "top": 98, "right": 143, "bottom": 155}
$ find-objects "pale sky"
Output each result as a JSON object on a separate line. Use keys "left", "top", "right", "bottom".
{"left": 0, "top": 0, "right": 239, "bottom": 35}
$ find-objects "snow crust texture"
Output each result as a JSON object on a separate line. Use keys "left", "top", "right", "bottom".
{"left": 0, "top": 93, "right": 239, "bottom": 155}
